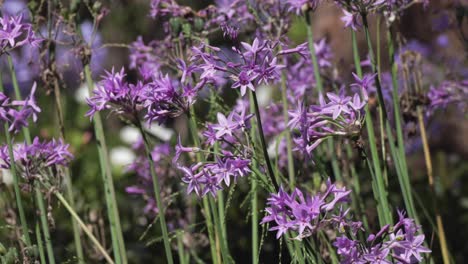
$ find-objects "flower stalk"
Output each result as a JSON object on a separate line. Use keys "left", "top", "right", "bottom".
{"left": 84, "top": 64, "right": 127, "bottom": 263}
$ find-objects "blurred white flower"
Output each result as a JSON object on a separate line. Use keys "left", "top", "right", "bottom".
{"left": 75, "top": 83, "right": 90, "bottom": 104}
{"left": 110, "top": 146, "right": 136, "bottom": 167}
{"left": 147, "top": 123, "right": 174, "bottom": 142}
{"left": 120, "top": 126, "right": 141, "bottom": 145}
{"left": 1, "top": 169, "right": 13, "bottom": 186}
{"left": 256, "top": 84, "right": 272, "bottom": 107}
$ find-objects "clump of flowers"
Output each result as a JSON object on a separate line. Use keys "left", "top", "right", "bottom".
{"left": 288, "top": 79, "right": 369, "bottom": 155}
{"left": 86, "top": 65, "right": 204, "bottom": 124}
{"left": 0, "top": 83, "right": 40, "bottom": 133}
{"left": 261, "top": 180, "right": 357, "bottom": 240}
{"left": 0, "top": 15, "right": 42, "bottom": 53}
{"left": 191, "top": 38, "right": 306, "bottom": 96}
{"left": 174, "top": 108, "right": 254, "bottom": 197}
{"left": 0, "top": 137, "right": 73, "bottom": 186}
{"left": 334, "top": 211, "right": 431, "bottom": 264}
{"left": 427, "top": 80, "right": 468, "bottom": 115}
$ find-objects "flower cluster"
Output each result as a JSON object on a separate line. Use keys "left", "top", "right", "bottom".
{"left": 0, "top": 15, "right": 41, "bottom": 53}
{"left": 336, "top": 0, "right": 429, "bottom": 30}
{"left": 261, "top": 180, "right": 356, "bottom": 240}
{"left": 174, "top": 108, "right": 254, "bottom": 197}
{"left": 288, "top": 76, "right": 370, "bottom": 155}
{"left": 192, "top": 38, "right": 306, "bottom": 96}
{"left": 86, "top": 66, "right": 203, "bottom": 124}
{"left": 427, "top": 80, "right": 468, "bottom": 115}
{"left": 286, "top": 0, "right": 321, "bottom": 15}
{"left": 0, "top": 83, "right": 40, "bottom": 133}
{"left": 334, "top": 211, "right": 431, "bottom": 264}
{"left": 0, "top": 137, "right": 73, "bottom": 183}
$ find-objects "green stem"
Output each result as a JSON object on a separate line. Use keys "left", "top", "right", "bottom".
{"left": 250, "top": 91, "right": 279, "bottom": 191}
{"left": 0, "top": 72, "right": 32, "bottom": 250}
{"left": 176, "top": 231, "right": 187, "bottom": 264}
{"left": 51, "top": 66, "right": 85, "bottom": 264}
{"left": 84, "top": 65, "right": 126, "bottom": 264}
{"left": 54, "top": 191, "right": 114, "bottom": 264}
{"left": 35, "top": 186, "right": 55, "bottom": 264}
{"left": 279, "top": 56, "right": 295, "bottom": 188}
{"left": 386, "top": 27, "right": 418, "bottom": 219}
{"left": 137, "top": 122, "right": 174, "bottom": 264}
{"left": 304, "top": 13, "right": 341, "bottom": 181}
{"left": 248, "top": 93, "right": 259, "bottom": 264}
{"left": 351, "top": 30, "right": 393, "bottom": 226}
{"left": 35, "top": 221, "right": 47, "bottom": 264}
{"left": 2, "top": 125, "right": 32, "bottom": 247}
{"left": 187, "top": 108, "right": 219, "bottom": 263}
{"left": 304, "top": 12, "right": 323, "bottom": 94}
{"left": 6, "top": 58, "right": 58, "bottom": 262}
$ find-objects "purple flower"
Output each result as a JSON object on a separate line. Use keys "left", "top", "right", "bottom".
{"left": 341, "top": 9, "right": 361, "bottom": 31}
{"left": 427, "top": 80, "right": 468, "bottom": 115}
{"left": 0, "top": 137, "right": 73, "bottom": 182}
{"left": 262, "top": 180, "right": 352, "bottom": 240}
{"left": 177, "top": 145, "right": 252, "bottom": 197}
{"left": 0, "top": 15, "right": 42, "bottom": 52}
{"left": 0, "top": 83, "right": 41, "bottom": 134}
{"left": 286, "top": 0, "right": 320, "bottom": 15}
{"left": 86, "top": 68, "right": 144, "bottom": 119}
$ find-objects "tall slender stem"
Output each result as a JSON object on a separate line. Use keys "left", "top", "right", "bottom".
{"left": 35, "top": 184, "right": 55, "bottom": 264}
{"left": 386, "top": 27, "right": 418, "bottom": 219}
{"left": 137, "top": 122, "right": 174, "bottom": 264}
{"left": 250, "top": 91, "right": 279, "bottom": 191}
{"left": 35, "top": 222, "right": 46, "bottom": 263}
{"left": 248, "top": 93, "right": 259, "bottom": 264}
{"left": 7, "top": 55, "right": 58, "bottom": 260}
{"left": 51, "top": 60, "right": 85, "bottom": 264}
{"left": 187, "top": 108, "right": 220, "bottom": 263}
{"left": 279, "top": 56, "right": 295, "bottom": 187}
{"left": 84, "top": 65, "right": 126, "bottom": 263}
{"left": 53, "top": 191, "right": 114, "bottom": 264}
{"left": 350, "top": 30, "right": 393, "bottom": 226}
{"left": 0, "top": 72, "right": 32, "bottom": 249}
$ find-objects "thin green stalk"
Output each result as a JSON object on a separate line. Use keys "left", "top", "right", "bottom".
{"left": 53, "top": 191, "right": 114, "bottom": 264}
{"left": 375, "top": 17, "right": 388, "bottom": 185}
{"left": 249, "top": 93, "right": 259, "bottom": 264}
{"left": 177, "top": 231, "right": 187, "bottom": 264}
{"left": 351, "top": 30, "right": 393, "bottom": 226}
{"left": 361, "top": 15, "right": 417, "bottom": 220}
{"left": 0, "top": 73, "right": 32, "bottom": 249}
{"left": 214, "top": 142, "right": 228, "bottom": 251}
{"left": 7, "top": 56, "right": 57, "bottom": 260}
{"left": 35, "top": 185, "right": 55, "bottom": 264}
{"left": 386, "top": 27, "right": 418, "bottom": 219}
{"left": 46, "top": 0, "right": 84, "bottom": 257}
{"left": 137, "top": 122, "right": 174, "bottom": 264}
{"left": 51, "top": 71, "right": 85, "bottom": 264}
{"left": 35, "top": 222, "right": 46, "bottom": 264}
{"left": 304, "top": 13, "right": 341, "bottom": 181}
{"left": 187, "top": 108, "right": 221, "bottom": 263}
{"left": 209, "top": 197, "right": 231, "bottom": 263}
{"left": 279, "top": 56, "right": 296, "bottom": 188}
{"left": 360, "top": 16, "right": 417, "bottom": 220}
{"left": 84, "top": 65, "right": 126, "bottom": 264}
{"left": 250, "top": 91, "right": 279, "bottom": 191}
{"left": 304, "top": 13, "right": 323, "bottom": 95}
